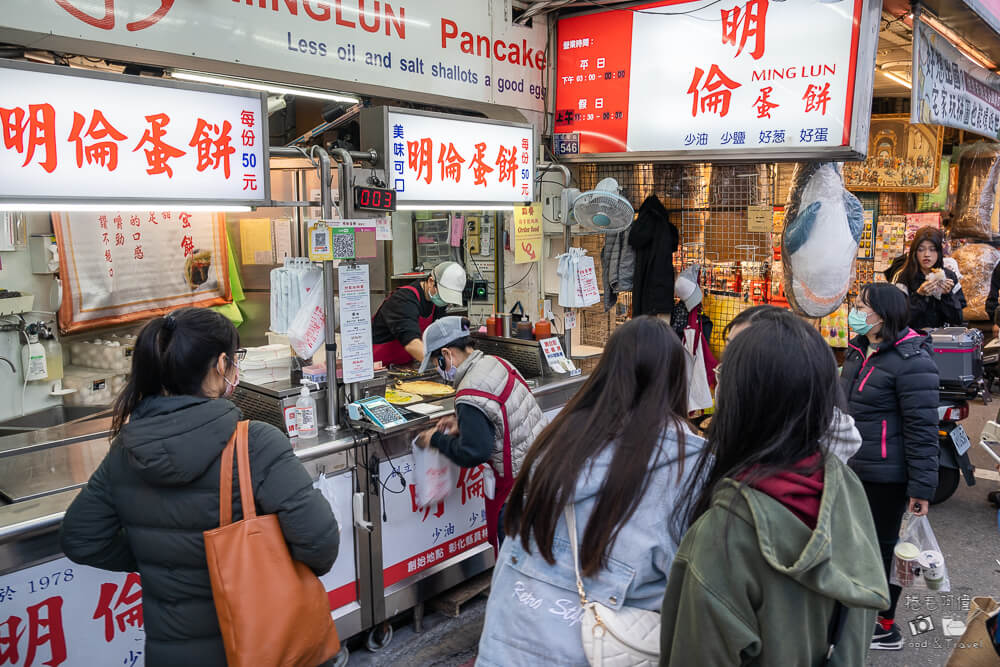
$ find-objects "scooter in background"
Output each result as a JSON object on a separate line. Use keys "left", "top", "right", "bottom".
{"left": 928, "top": 328, "right": 984, "bottom": 504}
{"left": 934, "top": 390, "right": 976, "bottom": 504}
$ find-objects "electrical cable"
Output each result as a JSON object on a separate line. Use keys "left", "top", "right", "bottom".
{"left": 571, "top": 0, "right": 725, "bottom": 18}
{"left": 504, "top": 263, "right": 535, "bottom": 289}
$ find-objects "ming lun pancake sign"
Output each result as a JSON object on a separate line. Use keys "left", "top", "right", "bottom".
{"left": 554, "top": 0, "right": 880, "bottom": 161}
{"left": 0, "top": 60, "right": 268, "bottom": 205}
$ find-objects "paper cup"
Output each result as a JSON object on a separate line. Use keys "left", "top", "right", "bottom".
{"left": 894, "top": 542, "right": 921, "bottom": 586}
{"left": 919, "top": 550, "right": 945, "bottom": 590}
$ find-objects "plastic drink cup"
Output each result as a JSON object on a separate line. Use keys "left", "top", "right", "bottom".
{"left": 918, "top": 550, "right": 945, "bottom": 590}
{"left": 894, "top": 542, "right": 921, "bottom": 586}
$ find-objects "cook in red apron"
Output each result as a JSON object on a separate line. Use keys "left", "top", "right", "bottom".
{"left": 372, "top": 285, "right": 436, "bottom": 367}
{"left": 456, "top": 358, "right": 525, "bottom": 553}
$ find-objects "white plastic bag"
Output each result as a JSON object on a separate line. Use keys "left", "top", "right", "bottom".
{"left": 575, "top": 253, "right": 601, "bottom": 307}
{"left": 684, "top": 329, "right": 714, "bottom": 413}
{"left": 890, "top": 515, "right": 950, "bottom": 592}
{"left": 411, "top": 440, "right": 459, "bottom": 509}
{"left": 288, "top": 280, "right": 326, "bottom": 359}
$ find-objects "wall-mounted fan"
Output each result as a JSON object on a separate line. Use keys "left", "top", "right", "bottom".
{"left": 558, "top": 178, "right": 634, "bottom": 233}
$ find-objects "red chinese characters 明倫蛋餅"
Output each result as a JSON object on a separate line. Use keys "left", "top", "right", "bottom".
{"left": 189, "top": 119, "right": 235, "bottom": 179}
{"left": 409, "top": 485, "right": 444, "bottom": 522}
{"left": 133, "top": 113, "right": 186, "bottom": 177}
{"left": 0, "top": 596, "right": 68, "bottom": 667}
{"left": 407, "top": 137, "right": 433, "bottom": 185}
{"left": 803, "top": 83, "right": 832, "bottom": 115}
{"left": 1, "top": 103, "right": 58, "bottom": 173}
{"left": 437, "top": 142, "right": 465, "bottom": 183}
{"left": 93, "top": 572, "right": 143, "bottom": 643}
{"left": 721, "top": 0, "right": 768, "bottom": 60}
{"left": 688, "top": 65, "right": 742, "bottom": 117}
{"left": 68, "top": 109, "right": 127, "bottom": 171}
{"left": 469, "top": 143, "right": 494, "bottom": 187}
{"left": 754, "top": 86, "right": 780, "bottom": 119}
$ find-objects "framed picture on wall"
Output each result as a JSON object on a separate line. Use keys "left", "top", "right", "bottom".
{"left": 843, "top": 115, "right": 945, "bottom": 192}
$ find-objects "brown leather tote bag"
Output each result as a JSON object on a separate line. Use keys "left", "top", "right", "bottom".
{"left": 204, "top": 421, "right": 339, "bottom": 667}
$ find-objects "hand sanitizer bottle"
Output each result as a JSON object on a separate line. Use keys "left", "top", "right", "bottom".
{"left": 296, "top": 380, "right": 319, "bottom": 440}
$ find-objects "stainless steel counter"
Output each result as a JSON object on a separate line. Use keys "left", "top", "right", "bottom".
{"left": 0, "top": 371, "right": 586, "bottom": 546}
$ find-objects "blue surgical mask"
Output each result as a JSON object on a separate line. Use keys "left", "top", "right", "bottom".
{"left": 430, "top": 292, "right": 448, "bottom": 307}
{"left": 437, "top": 365, "right": 457, "bottom": 383}
{"left": 848, "top": 309, "right": 879, "bottom": 335}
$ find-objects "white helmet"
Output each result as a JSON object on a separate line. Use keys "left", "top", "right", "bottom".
{"left": 432, "top": 261, "right": 467, "bottom": 306}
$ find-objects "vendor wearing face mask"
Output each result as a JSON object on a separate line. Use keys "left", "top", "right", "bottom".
{"left": 887, "top": 226, "right": 966, "bottom": 331}
{"left": 372, "top": 261, "right": 467, "bottom": 368}
{"left": 414, "top": 316, "right": 545, "bottom": 551}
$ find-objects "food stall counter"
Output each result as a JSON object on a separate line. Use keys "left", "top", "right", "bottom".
{"left": 0, "top": 369, "right": 587, "bottom": 660}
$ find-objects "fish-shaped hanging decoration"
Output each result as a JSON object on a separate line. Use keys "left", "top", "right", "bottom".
{"left": 781, "top": 162, "right": 864, "bottom": 318}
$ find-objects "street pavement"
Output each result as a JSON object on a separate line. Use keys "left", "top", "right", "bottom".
{"left": 344, "top": 401, "right": 1000, "bottom": 666}
{"left": 868, "top": 398, "right": 1000, "bottom": 667}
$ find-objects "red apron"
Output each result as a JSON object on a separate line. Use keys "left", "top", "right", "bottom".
{"left": 456, "top": 358, "right": 526, "bottom": 553}
{"left": 372, "top": 285, "right": 436, "bottom": 367}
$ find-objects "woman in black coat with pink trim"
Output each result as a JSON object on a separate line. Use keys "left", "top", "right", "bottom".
{"left": 841, "top": 283, "right": 939, "bottom": 652}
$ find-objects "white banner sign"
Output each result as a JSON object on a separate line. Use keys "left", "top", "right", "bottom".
{"left": 0, "top": 60, "right": 267, "bottom": 204}
{"left": 385, "top": 110, "right": 534, "bottom": 204}
{"left": 0, "top": 558, "right": 145, "bottom": 667}
{"left": 315, "top": 471, "right": 359, "bottom": 614}
{"left": 380, "top": 454, "right": 489, "bottom": 588}
{"left": 912, "top": 19, "right": 1000, "bottom": 139}
{"left": 0, "top": 0, "right": 546, "bottom": 112}
{"left": 53, "top": 210, "right": 229, "bottom": 332}
{"left": 338, "top": 263, "right": 374, "bottom": 384}
{"left": 554, "top": 0, "right": 878, "bottom": 159}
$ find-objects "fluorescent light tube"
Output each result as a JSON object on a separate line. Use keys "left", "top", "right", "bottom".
{"left": 170, "top": 70, "right": 360, "bottom": 104}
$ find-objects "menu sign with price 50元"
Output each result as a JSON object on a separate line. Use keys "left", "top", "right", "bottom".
{"left": 555, "top": 0, "right": 878, "bottom": 160}
{"left": 0, "top": 60, "right": 268, "bottom": 205}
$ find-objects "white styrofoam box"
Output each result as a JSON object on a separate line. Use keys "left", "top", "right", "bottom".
{"left": 69, "top": 338, "right": 133, "bottom": 372}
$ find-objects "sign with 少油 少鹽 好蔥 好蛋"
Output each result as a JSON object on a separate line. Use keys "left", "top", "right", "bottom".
{"left": 554, "top": 0, "right": 881, "bottom": 161}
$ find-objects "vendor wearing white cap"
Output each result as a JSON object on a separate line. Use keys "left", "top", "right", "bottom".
{"left": 372, "top": 261, "right": 467, "bottom": 367}
{"left": 414, "top": 316, "right": 545, "bottom": 552}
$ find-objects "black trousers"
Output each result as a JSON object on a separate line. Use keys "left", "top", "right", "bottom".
{"left": 862, "top": 481, "right": 910, "bottom": 620}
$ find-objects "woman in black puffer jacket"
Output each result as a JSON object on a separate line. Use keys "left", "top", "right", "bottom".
{"left": 842, "top": 283, "right": 939, "bottom": 652}
{"left": 60, "top": 308, "right": 339, "bottom": 667}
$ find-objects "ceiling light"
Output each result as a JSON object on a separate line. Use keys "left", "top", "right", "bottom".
{"left": 919, "top": 13, "right": 997, "bottom": 70}
{"left": 880, "top": 70, "right": 912, "bottom": 89}
{"left": 0, "top": 203, "right": 252, "bottom": 212}
{"left": 170, "top": 70, "right": 360, "bottom": 104}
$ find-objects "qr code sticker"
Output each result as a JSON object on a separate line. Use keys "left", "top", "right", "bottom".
{"left": 313, "top": 229, "right": 328, "bottom": 249}
{"left": 333, "top": 231, "right": 355, "bottom": 259}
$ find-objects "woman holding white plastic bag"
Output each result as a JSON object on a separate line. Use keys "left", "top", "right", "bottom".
{"left": 476, "top": 316, "right": 704, "bottom": 666}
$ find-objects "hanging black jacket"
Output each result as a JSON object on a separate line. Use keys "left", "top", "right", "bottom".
{"left": 61, "top": 396, "right": 339, "bottom": 667}
{"left": 841, "top": 331, "right": 940, "bottom": 501}
{"left": 628, "top": 195, "right": 679, "bottom": 316}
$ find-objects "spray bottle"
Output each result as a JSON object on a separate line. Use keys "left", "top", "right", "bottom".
{"left": 296, "top": 379, "right": 319, "bottom": 441}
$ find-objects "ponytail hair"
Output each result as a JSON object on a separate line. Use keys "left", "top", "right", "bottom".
{"left": 112, "top": 307, "right": 239, "bottom": 435}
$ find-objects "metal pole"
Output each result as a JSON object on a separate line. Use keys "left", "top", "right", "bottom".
{"left": 537, "top": 163, "right": 574, "bottom": 359}
{"left": 316, "top": 148, "right": 341, "bottom": 433}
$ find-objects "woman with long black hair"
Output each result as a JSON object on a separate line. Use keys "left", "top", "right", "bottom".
{"left": 61, "top": 308, "right": 339, "bottom": 667}
{"left": 475, "top": 316, "right": 702, "bottom": 666}
{"left": 660, "top": 315, "right": 888, "bottom": 666}
{"left": 888, "top": 225, "right": 965, "bottom": 330}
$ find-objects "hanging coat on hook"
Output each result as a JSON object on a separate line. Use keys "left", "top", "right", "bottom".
{"left": 629, "top": 195, "right": 679, "bottom": 317}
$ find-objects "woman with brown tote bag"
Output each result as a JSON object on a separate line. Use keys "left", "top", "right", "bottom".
{"left": 61, "top": 309, "right": 340, "bottom": 667}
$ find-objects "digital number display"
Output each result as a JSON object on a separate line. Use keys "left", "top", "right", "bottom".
{"left": 354, "top": 186, "right": 396, "bottom": 211}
